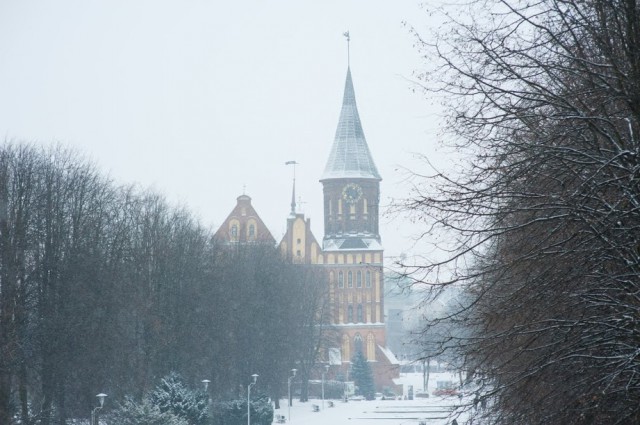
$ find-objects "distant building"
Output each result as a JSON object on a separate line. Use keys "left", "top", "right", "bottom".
{"left": 384, "top": 272, "right": 425, "bottom": 361}
{"left": 279, "top": 65, "right": 399, "bottom": 392}
{"left": 216, "top": 64, "right": 400, "bottom": 392}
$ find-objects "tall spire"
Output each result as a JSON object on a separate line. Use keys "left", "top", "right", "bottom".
{"left": 320, "top": 64, "right": 381, "bottom": 181}
{"left": 285, "top": 161, "right": 298, "bottom": 216}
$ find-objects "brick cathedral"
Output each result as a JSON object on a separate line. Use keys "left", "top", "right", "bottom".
{"left": 216, "top": 65, "right": 399, "bottom": 391}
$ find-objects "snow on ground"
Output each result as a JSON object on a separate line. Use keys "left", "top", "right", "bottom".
{"left": 273, "top": 373, "right": 471, "bottom": 425}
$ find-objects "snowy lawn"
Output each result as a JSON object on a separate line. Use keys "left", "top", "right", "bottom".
{"left": 273, "top": 373, "right": 471, "bottom": 425}
{"left": 274, "top": 397, "right": 469, "bottom": 425}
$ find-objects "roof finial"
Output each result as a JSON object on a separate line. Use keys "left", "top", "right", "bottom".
{"left": 343, "top": 31, "right": 350, "bottom": 67}
{"left": 285, "top": 161, "right": 299, "bottom": 216}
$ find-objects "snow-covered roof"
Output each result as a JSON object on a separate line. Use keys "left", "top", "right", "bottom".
{"left": 323, "top": 237, "right": 383, "bottom": 251}
{"left": 320, "top": 67, "right": 381, "bottom": 182}
{"left": 378, "top": 345, "right": 400, "bottom": 365}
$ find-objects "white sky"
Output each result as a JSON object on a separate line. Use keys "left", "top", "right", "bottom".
{"left": 0, "top": 0, "right": 447, "bottom": 261}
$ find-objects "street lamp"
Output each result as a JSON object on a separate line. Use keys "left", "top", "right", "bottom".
{"left": 247, "top": 374, "right": 258, "bottom": 425}
{"left": 322, "top": 364, "right": 330, "bottom": 410}
{"left": 202, "top": 379, "right": 211, "bottom": 414}
{"left": 287, "top": 368, "right": 297, "bottom": 421}
{"left": 91, "top": 393, "right": 107, "bottom": 425}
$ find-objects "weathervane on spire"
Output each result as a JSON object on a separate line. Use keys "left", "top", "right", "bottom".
{"left": 343, "top": 31, "right": 350, "bottom": 67}
{"left": 285, "top": 161, "right": 299, "bottom": 216}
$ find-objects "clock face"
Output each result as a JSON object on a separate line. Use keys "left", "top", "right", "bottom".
{"left": 342, "top": 183, "right": 363, "bottom": 204}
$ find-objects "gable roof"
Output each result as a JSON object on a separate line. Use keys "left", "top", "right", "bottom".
{"left": 213, "top": 194, "right": 275, "bottom": 245}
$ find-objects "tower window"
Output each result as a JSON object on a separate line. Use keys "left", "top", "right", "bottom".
{"left": 338, "top": 271, "right": 344, "bottom": 288}
{"left": 347, "top": 305, "right": 354, "bottom": 322}
{"left": 356, "top": 271, "right": 362, "bottom": 288}
{"left": 231, "top": 224, "right": 238, "bottom": 241}
{"left": 248, "top": 224, "right": 255, "bottom": 239}
{"left": 348, "top": 271, "right": 353, "bottom": 288}
{"left": 366, "top": 271, "right": 371, "bottom": 288}
{"left": 357, "top": 304, "right": 363, "bottom": 322}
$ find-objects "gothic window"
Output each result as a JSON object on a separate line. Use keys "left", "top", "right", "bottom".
{"left": 366, "top": 271, "right": 371, "bottom": 288}
{"left": 338, "top": 271, "right": 344, "bottom": 288}
{"left": 230, "top": 224, "right": 238, "bottom": 241}
{"left": 248, "top": 224, "right": 255, "bottom": 240}
{"left": 348, "top": 271, "right": 353, "bottom": 288}
{"left": 342, "top": 334, "right": 350, "bottom": 361}
{"left": 357, "top": 271, "right": 362, "bottom": 288}
{"left": 367, "top": 333, "right": 376, "bottom": 360}
{"left": 347, "top": 305, "right": 354, "bottom": 322}
{"left": 354, "top": 333, "right": 363, "bottom": 353}
{"left": 357, "top": 304, "right": 363, "bottom": 322}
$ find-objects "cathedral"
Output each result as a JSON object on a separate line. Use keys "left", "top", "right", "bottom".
{"left": 216, "top": 64, "right": 399, "bottom": 392}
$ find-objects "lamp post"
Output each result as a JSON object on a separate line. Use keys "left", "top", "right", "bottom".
{"left": 247, "top": 374, "right": 258, "bottom": 425}
{"left": 202, "top": 379, "right": 211, "bottom": 416}
{"left": 322, "top": 364, "right": 330, "bottom": 410}
{"left": 287, "top": 368, "right": 297, "bottom": 421}
{"left": 91, "top": 393, "right": 107, "bottom": 425}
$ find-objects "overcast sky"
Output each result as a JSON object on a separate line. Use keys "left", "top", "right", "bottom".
{"left": 0, "top": 0, "right": 446, "bottom": 261}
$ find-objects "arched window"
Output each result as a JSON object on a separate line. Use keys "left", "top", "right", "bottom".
{"left": 367, "top": 333, "right": 376, "bottom": 360}
{"left": 338, "top": 271, "right": 344, "bottom": 288}
{"left": 342, "top": 334, "right": 350, "bottom": 361}
{"left": 357, "top": 304, "right": 363, "bottom": 322}
{"left": 348, "top": 271, "right": 353, "bottom": 288}
{"left": 365, "top": 271, "right": 371, "bottom": 288}
{"left": 356, "top": 271, "right": 362, "bottom": 288}
{"left": 230, "top": 224, "right": 238, "bottom": 241}
{"left": 248, "top": 224, "right": 255, "bottom": 239}
{"left": 354, "top": 333, "right": 363, "bottom": 353}
{"left": 347, "top": 305, "right": 354, "bottom": 322}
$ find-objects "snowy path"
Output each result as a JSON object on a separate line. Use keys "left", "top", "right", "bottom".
{"left": 274, "top": 397, "right": 469, "bottom": 425}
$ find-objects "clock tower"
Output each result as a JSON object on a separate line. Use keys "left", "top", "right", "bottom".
{"left": 320, "top": 65, "right": 396, "bottom": 390}
{"left": 320, "top": 67, "right": 382, "bottom": 244}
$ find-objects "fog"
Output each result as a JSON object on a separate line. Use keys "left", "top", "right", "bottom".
{"left": 0, "top": 0, "right": 443, "bottom": 259}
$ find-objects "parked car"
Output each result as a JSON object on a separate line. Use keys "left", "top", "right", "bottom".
{"left": 433, "top": 387, "right": 459, "bottom": 397}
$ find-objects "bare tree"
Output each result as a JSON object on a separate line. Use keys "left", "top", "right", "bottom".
{"left": 404, "top": 1, "right": 640, "bottom": 423}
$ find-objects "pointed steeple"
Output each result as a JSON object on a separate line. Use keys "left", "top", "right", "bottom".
{"left": 320, "top": 67, "right": 381, "bottom": 181}
{"left": 285, "top": 160, "right": 299, "bottom": 217}
{"left": 290, "top": 175, "right": 296, "bottom": 216}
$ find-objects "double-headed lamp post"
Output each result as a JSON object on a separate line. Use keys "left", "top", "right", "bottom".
{"left": 91, "top": 393, "right": 107, "bottom": 425}
{"left": 287, "top": 368, "right": 297, "bottom": 421}
{"left": 247, "top": 374, "right": 258, "bottom": 425}
{"left": 322, "top": 364, "right": 330, "bottom": 410}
